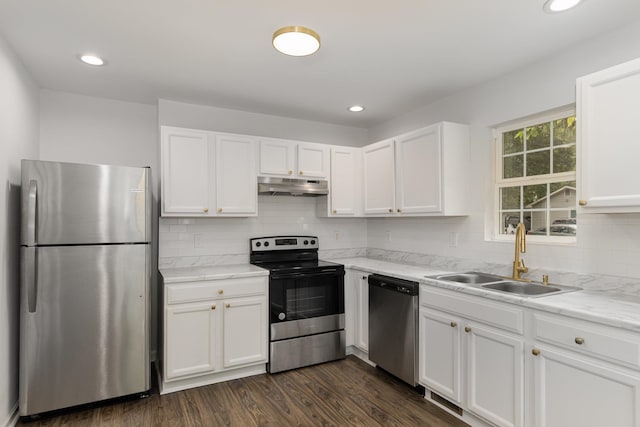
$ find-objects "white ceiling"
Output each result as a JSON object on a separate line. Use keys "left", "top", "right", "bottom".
{"left": 1, "top": 1, "right": 640, "bottom": 128}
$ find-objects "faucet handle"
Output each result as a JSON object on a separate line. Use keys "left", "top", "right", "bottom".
{"left": 521, "top": 259, "right": 529, "bottom": 273}
{"left": 542, "top": 274, "right": 549, "bottom": 285}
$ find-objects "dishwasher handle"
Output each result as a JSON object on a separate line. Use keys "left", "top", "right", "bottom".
{"left": 368, "top": 274, "right": 418, "bottom": 296}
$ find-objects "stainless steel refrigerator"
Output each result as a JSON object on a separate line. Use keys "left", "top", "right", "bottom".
{"left": 19, "top": 160, "right": 151, "bottom": 416}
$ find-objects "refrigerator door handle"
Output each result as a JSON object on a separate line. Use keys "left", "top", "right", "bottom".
{"left": 26, "top": 179, "right": 37, "bottom": 246}
{"left": 24, "top": 247, "right": 38, "bottom": 312}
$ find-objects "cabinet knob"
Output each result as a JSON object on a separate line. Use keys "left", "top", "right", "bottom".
{"left": 575, "top": 337, "right": 585, "bottom": 345}
{"left": 226, "top": 303, "right": 231, "bottom": 308}
{"left": 397, "top": 209, "right": 402, "bottom": 213}
{"left": 388, "top": 208, "right": 393, "bottom": 213}
{"left": 464, "top": 326, "right": 471, "bottom": 333}
{"left": 450, "top": 321, "right": 457, "bottom": 328}
{"left": 218, "top": 289, "right": 223, "bottom": 295}
{"left": 532, "top": 348, "right": 541, "bottom": 356}
{"left": 332, "top": 210, "right": 337, "bottom": 214}
{"left": 362, "top": 276, "right": 367, "bottom": 280}
{"left": 211, "top": 304, "right": 216, "bottom": 310}
{"left": 217, "top": 208, "right": 222, "bottom": 213}
{"left": 579, "top": 200, "right": 587, "bottom": 206}
{"left": 288, "top": 170, "right": 293, "bottom": 175}
{"left": 299, "top": 171, "right": 304, "bottom": 176}
{"left": 204, "top": 208, "right": 209, "bottom": 213}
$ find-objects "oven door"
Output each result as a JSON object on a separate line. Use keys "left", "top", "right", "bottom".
{"left": 269, "top": 269, "right": 344, "bottom": 325}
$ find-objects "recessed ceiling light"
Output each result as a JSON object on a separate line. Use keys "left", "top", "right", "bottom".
{"left": 348, "top": 105, "right": 365, "bottom": 113}
{"left": 543, "top": 0, "right": 582, "bottom": 13}
{"left": 272, "top": 26, "right": 320, "bottom": 57}
{"left": 80, "top": 55, "right": 105, "bottom": 66}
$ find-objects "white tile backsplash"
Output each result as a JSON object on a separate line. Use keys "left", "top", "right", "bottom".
{"left": 159, "top": 195, "right": 367, "bottom": 266}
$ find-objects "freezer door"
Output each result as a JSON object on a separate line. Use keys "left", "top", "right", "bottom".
{"left": 19, "top": 244, "right": 150, "bottom": 416}
{"left": 21, "top": 160, "right": 151, "bottom": 245}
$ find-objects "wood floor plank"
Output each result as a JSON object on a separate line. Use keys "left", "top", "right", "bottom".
{"left": 18, "top": 356, "right": 469, "bottom": 427}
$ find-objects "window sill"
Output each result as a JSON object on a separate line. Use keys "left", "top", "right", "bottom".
{"left": 488, "top": 234, "right": 576, "bottom": 247}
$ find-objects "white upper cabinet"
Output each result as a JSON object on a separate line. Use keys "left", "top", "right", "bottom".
{"left": 161, "top": 127, "right": 213, "bottom": 215}
{"left": 318, "top": 146, "right": 362, "bottom": 217}
{"left": 363, "top": 139, "right": 396, "bottom": 215}
{"left": 214, "top": 134, "right": 257, "bottom": 215}
{"left": 258, "top": 138, "right": 329, "bottom": 179}
{"left": 577, "top": 57, "right": 640, "bottom": 213}
{"left": 363, "top": 122, "right": 469, "bottom": 216}
{"left": 161, "top": 126, "right": 257, "bottom": 217}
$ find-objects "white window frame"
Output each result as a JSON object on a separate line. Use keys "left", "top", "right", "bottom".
{"left": 492, "top": 107, "right": 577, "bottom": 245}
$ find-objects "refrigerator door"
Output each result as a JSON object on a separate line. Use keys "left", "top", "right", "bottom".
{"left": 21, "top": 160, "right": 151, "bottom": 245}
{"left": 19, "top": 244, "right": 150, "bottom": 416}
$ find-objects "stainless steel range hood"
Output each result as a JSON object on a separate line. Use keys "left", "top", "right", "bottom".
{"left": 258, "top": 176, "right": 328, "bottom": 197}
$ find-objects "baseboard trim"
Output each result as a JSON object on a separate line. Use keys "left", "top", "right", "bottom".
{"left": 2, "top": 403, "right": 19, "bottom": 427}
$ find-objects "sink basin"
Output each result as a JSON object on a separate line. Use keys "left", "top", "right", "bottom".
{"left": 482, "top": 281, "right": 562, "bottom": 295}
{"left": 433, "top": 272, "right": 503, "bottom": 284}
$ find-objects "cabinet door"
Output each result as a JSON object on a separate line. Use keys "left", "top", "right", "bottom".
{"left": 259, "top": 138, "right": 295, "bottom": 177}
{"left": 215, "top": 134, "right": 257, "bottom": 216}
{"left": 355, "top": 272, "right": 369, "bottom": 352}
{"left": 466, "top": 323, "right": 524, "bottom": 427}
{"left": 330, "top": 147, "right": 360, "bottom": 215}
{"left": 165, "top": 302, "right": 217, "bottom": 380}
{"left": 161, "top": 127, "right": 213, "bottom": 215}
{"left": 297, "top": 142, "right": 329, "bottom": 179}
{"left": 222, "top": 296, "right": 267, "bottom": 369}
{"left": 577, "top": 58, "right": 640, "bottom": 212}
{"left": 344, "top": 270, "right": 358, "bottom": 347}
{"left": 419, "top": 308, "right": 462, "bottom": 403}
{"left": 395, "top": 125, "right": 442, "bottom": 214}
{"left": 533, "top": 345, "right": 640, "bottom": 427}
{"left": 363, "top": 139, "right": 396, "bottom": 215}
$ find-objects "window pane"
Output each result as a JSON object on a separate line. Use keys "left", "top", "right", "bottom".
{"left": 526, "top": 123, "right": 550, "bottom": 150}
{"left": 550, "top": 180, "right": 576, "bottom": 193}
{"left": 526, "top": 150, "right": 550, "bottom": 176}
{"left": 553, "top": 117, "right": 576, "bottom": 146}
{"left": 503, "top": 155, "right": 524, "bottom": 179}
{"left": 553, "top": 146, "right": 576, "bottom": 173}
{"left": 501, "top": 186, "right": 521, "bottom": 210}
{"left": 527, "top": 211, "right": 548, "bottom": 235}
{"left": 550, "top": 182, "right": 576, "bottom": 209}
{"left": 524, "top": 184, "right": 547, "bottom": 208}
{"left": 503, "top": 129, "right": 523, "bottom": 155}
{"left": 501, "top": 212, "right": 521, "bottom": 235}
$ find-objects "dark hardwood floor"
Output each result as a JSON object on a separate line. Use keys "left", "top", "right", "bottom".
{"left": 18, "top": 356, "right": 468, "bottom": 426}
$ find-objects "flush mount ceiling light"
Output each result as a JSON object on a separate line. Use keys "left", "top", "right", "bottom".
{"left": 348, "top": 105, "right": 365, "bottom": 112}
{"left": 272, "top": 26, "right": 320, "bottom": 57}
{"left": 79, "top": 54, "right": 105, "bottom": 66}
{"left": 543, "top": 0, "right": 582, "bottom": 13}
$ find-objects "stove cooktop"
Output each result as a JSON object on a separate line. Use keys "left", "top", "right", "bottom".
{"left": 256, "top": 259, "right": 343, "bottom": 273}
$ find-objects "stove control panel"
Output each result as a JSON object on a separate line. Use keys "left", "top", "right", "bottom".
{"left": 250, "top": 236, "right": 319, "bottom": 252}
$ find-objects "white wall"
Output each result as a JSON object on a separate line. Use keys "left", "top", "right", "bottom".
{"left": 367, "top": 20, "right": 640, "bottom": 279}
{"left": 0, "top": 35, "right": 39, "bottom": 427}
{"left": 158, "top": 99, "right": 369, "bottom": 146}
{"left": 38, "top": 90, "right": 161, "bottom": 358}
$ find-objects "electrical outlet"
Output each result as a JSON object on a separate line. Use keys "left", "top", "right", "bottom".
{"left": 334, "top": 230, "right": 340, "bottom": 240}
{"left": 386, "top": 230, "right": 391, "bottom": 241}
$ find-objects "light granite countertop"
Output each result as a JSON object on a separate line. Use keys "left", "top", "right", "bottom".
{"left": 159, "top": 257, "right": 640, "bottom": 333}
{"left": 160, "top": 264, "right": 269, "bottom": 284}
{"left": 333, "top": 257, "right": 640, "bottom": 333}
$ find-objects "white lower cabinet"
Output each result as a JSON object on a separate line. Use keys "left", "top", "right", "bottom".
{"left": 160, "top": 275, "right": 268, "bottom": 394}
{"left": 345, "top": 269, "right": 369, "bottom": 356}
{"left": 419, "top": 285, "right": 524, "bottom": 427}
{"left": 532, "top": 345, "right": 640, "bottom": 427}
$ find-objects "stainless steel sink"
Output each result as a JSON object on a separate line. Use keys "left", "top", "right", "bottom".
{"left": 482, "top": 281, "right": 563, "bottom": 295}
{"left": 432, "top": 272, "right": 503, "bottom": 284}
{"left": 430, "top": 272, "right": 581, "bottom": 298}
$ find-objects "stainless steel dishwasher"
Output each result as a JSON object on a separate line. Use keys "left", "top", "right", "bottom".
{"left": 368, "top": 274, "right": 419, "bottom": 387}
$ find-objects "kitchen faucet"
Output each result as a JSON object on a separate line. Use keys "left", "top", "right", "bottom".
{"left": 512, "top": 223, "right": 528, "bottom": 280}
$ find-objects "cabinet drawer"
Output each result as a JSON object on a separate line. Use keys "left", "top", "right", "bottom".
{"left": 534, "top": 313, "right": 640, "bottom": 368}
{"left": 167, "top": 276, "right": 267, "bottom": 305}
{"left": 420, "top": 285, "right": 523, "bottom": 334}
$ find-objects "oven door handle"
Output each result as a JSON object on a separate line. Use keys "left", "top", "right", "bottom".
{"left": 270, "top": 269, "right": 341, "bottom": 280}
